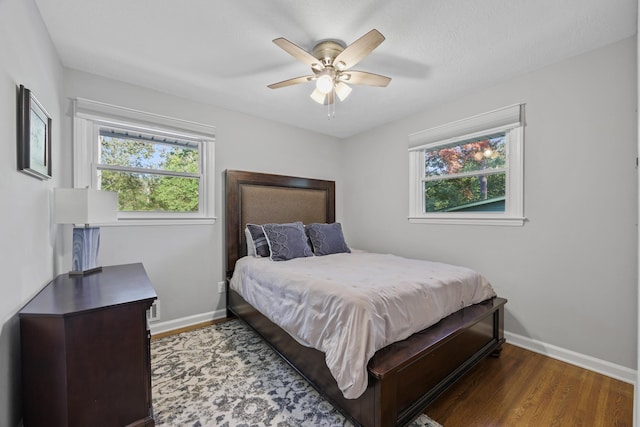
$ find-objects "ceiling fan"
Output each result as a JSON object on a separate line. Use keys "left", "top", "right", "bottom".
{"left": 267, "top": 29, "right": 391, "bottom": 107}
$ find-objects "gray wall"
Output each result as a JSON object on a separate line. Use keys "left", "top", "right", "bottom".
{"left": 0, "top": 0, "right": 64, "bottom": 425}
{"left": 62, "top": 69, "right": 344, "bottom": 324}
{"left": 342, "top": 37, "right": 638, "bottom": 370}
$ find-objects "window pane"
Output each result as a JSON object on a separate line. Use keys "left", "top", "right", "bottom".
{"left": 424, "top": 135, "right": 506, "bottom": 178}
{"left": 424, "top": 173, "right": 506, "bottom": 212}
{"left": 100, "top": 170, "right": 199, "bottom": 212}
{"left": 100, "top": 135, "right": 199, "bottom": 173}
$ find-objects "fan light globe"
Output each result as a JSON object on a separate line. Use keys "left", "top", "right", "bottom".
{"left": 316, "top": 74, "right": 334, "bottom": 94}
{"left": 310, "top": 89, "right": 326, "bottom": 104}
{"left": 335, "top": 82, "right": 352, "bottom": 101}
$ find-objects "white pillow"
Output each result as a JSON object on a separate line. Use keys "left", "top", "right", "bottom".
{"left": 244, "top": 227, "right": 256, "bottom": 257}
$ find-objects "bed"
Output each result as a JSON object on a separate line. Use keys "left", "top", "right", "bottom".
{"left": 225, "top": 169, "right": 506, "bottom": 427}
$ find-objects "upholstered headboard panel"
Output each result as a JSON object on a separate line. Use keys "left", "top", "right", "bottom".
{"left": 225, "top": 170, "right": 335, "bottom": 277}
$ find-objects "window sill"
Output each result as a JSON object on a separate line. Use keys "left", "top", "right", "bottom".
{"left": 408, "top": 215, "right": 526, "bottom": 226}
{"left": 99, "top": 217, "right": 217, "bottom": 227}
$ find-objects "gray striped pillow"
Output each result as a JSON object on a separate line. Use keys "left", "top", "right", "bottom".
{"left": 246, "top": 224, "right": 270, "bottom": 257}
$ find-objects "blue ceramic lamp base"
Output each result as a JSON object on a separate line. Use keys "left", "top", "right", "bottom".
{"left": 70, "top": 226, "right": 102, "bottom": 276}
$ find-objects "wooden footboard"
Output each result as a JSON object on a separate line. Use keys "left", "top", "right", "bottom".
{"left": 227, "top": 288, "right": 506, "bottom": 427}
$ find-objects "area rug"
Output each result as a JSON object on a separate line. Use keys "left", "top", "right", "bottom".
{"left": 151, "top": 319, "right": 442, "bottom": 427}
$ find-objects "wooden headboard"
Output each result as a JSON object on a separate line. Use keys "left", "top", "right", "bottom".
{"left": 225, "top": 170, "right": 335, "bottom": 277}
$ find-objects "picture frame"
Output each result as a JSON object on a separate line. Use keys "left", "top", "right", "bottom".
{"left": 17, "top": 84, "right": 52, "bottom": 180}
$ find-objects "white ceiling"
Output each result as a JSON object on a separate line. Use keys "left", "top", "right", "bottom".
{"left": 34, "top": 0, "right": 637, "bottom": 139}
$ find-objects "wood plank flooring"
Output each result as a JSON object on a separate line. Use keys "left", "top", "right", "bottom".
{"left": 425, "top": 343, "right": 633, "bottom": 427}
{"left": 153, "top": 321, "right": 633, "bottom": 426}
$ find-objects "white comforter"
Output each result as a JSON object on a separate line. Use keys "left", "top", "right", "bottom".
{"left": 229, "top": 251, "right": 496, "bottom": 399}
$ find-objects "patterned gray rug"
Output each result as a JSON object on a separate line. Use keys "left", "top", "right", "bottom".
{"left": 151, "top": 319, "right": 442, "bottom": 427}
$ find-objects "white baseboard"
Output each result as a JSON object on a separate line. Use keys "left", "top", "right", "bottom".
{"left": 149, "top": 309, "right": 227, "bottom": 336}
{"left": 505, "top": 331, "right": 637, "bottom": 385}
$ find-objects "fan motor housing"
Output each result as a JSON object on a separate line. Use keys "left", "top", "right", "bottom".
{"left": 312, "top": 40, "right": 345, "bottom": 64}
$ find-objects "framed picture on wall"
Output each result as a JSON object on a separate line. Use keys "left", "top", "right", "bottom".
{"left": 17, "top": 84, "right": 52, "bottom": 180}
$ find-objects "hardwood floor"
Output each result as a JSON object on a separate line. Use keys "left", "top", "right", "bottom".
{"left": 153, "top": 321, "right": 633, "bottom": 426}
{"left": 425, "top": 343, "right": 633, "bottom": 427}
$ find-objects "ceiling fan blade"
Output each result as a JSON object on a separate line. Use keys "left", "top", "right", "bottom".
{"left": 273, "top": 38, "right": 322, "bottom": 69}
{"left": 342, "top": 71, "right": 391, "bottom": 87}
{"left": 268, "top": 75, "right": 314, "bottom": 89}
{"left": 333, "top": 29, "right": 385, "bottom": 71}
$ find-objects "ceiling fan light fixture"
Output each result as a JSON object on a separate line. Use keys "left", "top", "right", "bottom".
{"left": 316, "top": 73, "right": 334, "bottom": 94}
{"left": 335, "top": 82, "right": 352, "bottom": 102}
{"left": 310, "top": 88, "right": 327, "bottom": 104}
{"left": 268, "top": 29, "right": 391, "bottom": 116}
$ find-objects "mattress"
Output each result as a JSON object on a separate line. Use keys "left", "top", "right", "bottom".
{"left": 229, "top": 251, "right": 496, "bottom": 399}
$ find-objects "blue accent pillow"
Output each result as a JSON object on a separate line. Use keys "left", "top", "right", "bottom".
{"left": 262, "top": 221, "right": 313, "bottom": 261}
{"left": 306, "top": 223, "right": 351, "bottom": 256}
{"left": 246, "top": 224, "right": 270, "bottom": 257}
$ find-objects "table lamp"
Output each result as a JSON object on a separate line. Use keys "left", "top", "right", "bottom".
{"left": 54, "top": 188, "right": 118, "bottom": 276}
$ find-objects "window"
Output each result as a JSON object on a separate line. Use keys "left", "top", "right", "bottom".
{"left": 423, "top": 133, "right": 506, "bottom": 212}
{"left": 73, "top": 99, "right": 216, "bottom": 225}
{"left": 409, "top": 104, "right": 525, "bottom": 226}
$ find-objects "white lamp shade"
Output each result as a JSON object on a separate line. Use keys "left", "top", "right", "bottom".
{"left": 335, "top": 82, "right": 352, "bottom": 102}
{"left": 310, "top": 89, "right": 327, "bottom": 105}
{"left": 54, "top": 188, "right": 118, "bottom": 225}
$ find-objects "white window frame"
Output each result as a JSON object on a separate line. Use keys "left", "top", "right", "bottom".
{"left": 73, "top": 98, "right": 216, "bottom": 226}
{"left": 408, "top": 104, "right": 525, "bottom": 226}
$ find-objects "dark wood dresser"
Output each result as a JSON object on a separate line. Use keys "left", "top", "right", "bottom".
{"left": 19, "top": 263, "right": 157, "bottom": 427}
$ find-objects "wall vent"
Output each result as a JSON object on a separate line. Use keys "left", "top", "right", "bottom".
{"left": 147, "top": 300, "right": 160, "bottom": 322}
